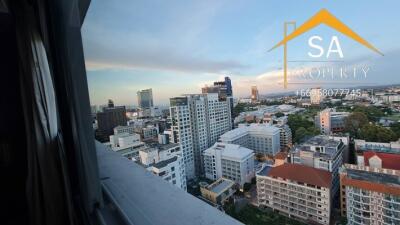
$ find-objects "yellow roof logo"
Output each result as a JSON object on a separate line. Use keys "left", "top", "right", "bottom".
{"left": 269, "top": 9, "right": 383, "bottom": 88}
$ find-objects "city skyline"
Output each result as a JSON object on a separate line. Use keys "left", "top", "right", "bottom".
{"left": 82, "top": 1, "right": 400, "bottom": 105}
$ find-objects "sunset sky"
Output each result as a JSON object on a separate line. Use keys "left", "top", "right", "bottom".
{"left": 82, "top": 0, "right": 400, "bottom": 106}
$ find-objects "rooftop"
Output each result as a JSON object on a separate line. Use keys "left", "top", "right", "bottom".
{"left": 220, "top": 124, "right": 280, "bottom": 140}
{"left": 207, "top": 178, "right": 235, "bottom": 194}
{"left": 274, "top": 152, "right": 288, "bottom": 160}
{"left": 346, "top": 168, "right": 400, "bottom": 187}
{"left": 258, "top": 163, "right": 332, "bottom": 188}
{"left": 363, "top": 151, "right": 400, "bottom": 170}
{"left": 148, "top": 142, "right": 180, "bottom": 152}
{"left": 205, "top": 143, "right": 254, "bottom": 159}
{"left": 294, "top": 135, "right": 343, "bottom": 159}
{"left": 152, "top": 156, "right": 178, "bottom": 169}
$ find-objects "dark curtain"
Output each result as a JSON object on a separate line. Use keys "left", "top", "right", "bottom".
{"left": 10, "top": 0, "right": 101, "bottom": 225}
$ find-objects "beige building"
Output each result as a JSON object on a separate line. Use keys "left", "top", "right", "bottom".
{"left": 310, "top": 88, "right": 324, "bottom": 105}
{"left": 251, "top": 86, "right": 259, "bottom": 102}
{"left": 200, "top": 178, "right": 236, "bottom": 205}
{"left": 257, "top": 163, "right": 332, "bottom": 225}
{"left": 315, "top": 108, "right": 349, "bottom": 134}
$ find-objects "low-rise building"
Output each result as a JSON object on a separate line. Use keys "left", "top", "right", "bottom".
{"left": 354, "top": 139, "right": 400, "bottom": 154}
{"left": 339, "top": 164, "right": 400, "bottom": 225}
{"left": 106, "top": 132, "right": 146, "bottom": 159}
{"left": 113, "top": 125, "right": 136, "bottom": 135}
{"left": 200, "top": 178, "right": 236, "bottom": 205}
{"left": 257, "top": 163, "right": 332, "bottom": 225}
{"left": 203, "top": 143, "right": 254, "bottom": 187}
{"left": 219, "top": 123, "right": 281, "bottom": 156}
{"left": 139, "top": 143, "right": 187, "bottom": 190}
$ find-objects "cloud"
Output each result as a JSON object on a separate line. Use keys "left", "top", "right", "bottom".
{"left": 84, "top": 42, "right": 247, "bottom": 73}
{"left": 82, "top": 0, "right": 246, "bottom": 74}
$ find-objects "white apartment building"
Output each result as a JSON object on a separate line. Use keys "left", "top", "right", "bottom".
{"left": 219, "top": 123, "right": 280, "bottom": 156}
{"left": 139, "top": 143, "right": 187, "bottom": 190}
{"left": 275, "top": 124, "right": 292, "bottom": 148}
{"left": 106, "top": 132, "right": 146, "bottom": 159}
{"left": 340, "top": 164, "right": 400, "bottom": 225}
{"left": 203, "top": 143, "right": 254, "bottom": 187}
{"left": 315, "top": 108, "right": 349, "bottom": 134}
{"left": 257, "top": 163, "right": 332, "bottom": 225}
{"left": 289, "top": 135, "right": 344, "bottom": 201}
{"left": 170, "top": 93, "right": 232, "bottom": 179}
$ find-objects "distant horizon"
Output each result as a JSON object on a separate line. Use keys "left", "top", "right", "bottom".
{"left": 90, "top": 83, "right": 400, "bottom": 107}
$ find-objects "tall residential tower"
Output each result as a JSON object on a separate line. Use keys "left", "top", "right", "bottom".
{"left": 169, "top": 93, "right": 232, "bottom": 179}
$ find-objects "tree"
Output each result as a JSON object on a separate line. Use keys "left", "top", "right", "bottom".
{"left": 275, "top": 112, "right": 284, "bottom": 118}
{"left": 353, "top": 106, "right": 384, "bottom": 122}
{"left": 232, "top": 103, "right": 246, "bottom": 118}
{"left": 390, "top": 123, "right": 400, "bottom": 140}
{"left": 359, "top": 124, "right": 398, "bottom": 142}
{"left": 344, "top": 112, "right": 369, "bottom": 138}
{"left": 288, "top": 114, "right": 320, "bottom": 143}
{"left": 294, "top": 127, "right": 308, "bottom": 143}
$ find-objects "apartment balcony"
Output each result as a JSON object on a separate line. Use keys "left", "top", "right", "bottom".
{"left": 96, "top": 143, "right": 243, "bottom": 225}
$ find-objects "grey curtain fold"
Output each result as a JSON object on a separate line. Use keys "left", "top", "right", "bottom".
{"left": 11, "top": 0, "right": 102, "bottom": 224}
{"left": 14, "top": 3, "right": 77, "bottom": 225}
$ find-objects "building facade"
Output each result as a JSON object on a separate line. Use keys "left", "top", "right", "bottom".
{"left": 203, "top": 143, "right": 254, "bottom": 187}
{"left": 310, "top": 88, "right": 324, "bottom": 105}
{"left": 289, "top": 135, "right": 344, "bottom": 200}
{"left": 106, "top": 132, "right": 146, "bottom": 159}
{"left": 257, "top": 164, "right": 332, "bottom": 225}
{"left": 139, "top": 143, "right": 187, "bottom": 190}
{"left": 201, "top": 76, "right": 234, "bottom": 128}
{"left": 340, "top": 164, "right": 400, "bottom": 225}
{"left": 170, "top": 93, "right": 232, "bottom": 179}
{"left": 251, "top": 86, "right": 259, "bottom": 102}
{"left": 315, "top": 108, "right": 349, "bottom": 134}
{"left": 276, "top": 124, "right": 292, "bottom": 149}
{"left": 219, "top": 124, "right": 281, "bottom": 156}
{"left": 137, "top": 88, "right": 154, "bottom": 109}
{"left": 96, "top": 104, "right": 127, "bottom": 141}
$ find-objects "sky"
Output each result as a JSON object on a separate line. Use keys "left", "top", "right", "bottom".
{"left": 82, "top": 0, "right": 400, "bottom": 106}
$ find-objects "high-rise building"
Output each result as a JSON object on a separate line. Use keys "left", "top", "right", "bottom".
{"left": 257, "top": 164, "right": 332, "bottom": 225}
{"left": 289, "top": 135, "right": 344, "bottom": 201}
{"left": 340, "top": 164, "right": 400, "bottom": 224}
{"left": 251, "top": 86, "right": 259, "bottom": 102}
{"left": 203, "top": 143, "right": 254, "bottom": 187}
{"left": 219, "top": 123, "right": 281, "bottom": 156}
{"left": 315, "top": 108, "right": 349, "bottom": 134}
{"left": 137, "top": 88, "right": 154, "bottom": 109}
{"left": 96, "top": 101, "right": 127, "bottom": 141}
{"left": 202, "top": 76, "right": 234, "bottom": 128}
{"left": 169, "top": 93, "right": 232, "bottom": 179}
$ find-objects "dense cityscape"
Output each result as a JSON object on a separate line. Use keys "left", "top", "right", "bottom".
{"left": 4, "top": 1, "right": 400, "bottom": 225}
{"left": 91, "top": 78, "right": 400, "bottom": 225}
